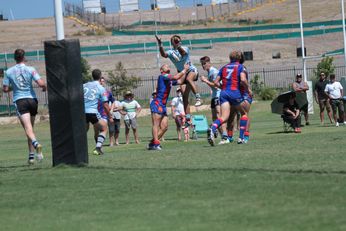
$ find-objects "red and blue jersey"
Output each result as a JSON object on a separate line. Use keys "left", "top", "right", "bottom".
{"left": 155, "top": 73, "right": 177, "bottom": 105}
{"left": 98, "top": 90, "right": 114, "bottom": 119}
{"left": 240, "top": 66, "right": 250, "bottom": 95}
{"left": 218, "top": 62, "right": 243, "bottom": 92}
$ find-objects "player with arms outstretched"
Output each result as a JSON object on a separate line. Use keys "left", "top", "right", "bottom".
{"left": 155, "top": 35, "right": 202, "bottom": 115}
{"left": 148, "top": 63, "right": 189, "bottom": 150}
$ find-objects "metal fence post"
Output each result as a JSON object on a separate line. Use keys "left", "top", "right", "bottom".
{"left": 262, "top": 68, "right": 266, "bottom": 86}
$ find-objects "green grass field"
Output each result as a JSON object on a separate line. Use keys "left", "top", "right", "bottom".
{"left": 1, "top": 101, "right": 346, "bottom": 231}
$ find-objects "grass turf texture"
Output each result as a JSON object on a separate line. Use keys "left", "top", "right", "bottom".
{"left": 1, "top": 101, "right": 346, "bottom": 231}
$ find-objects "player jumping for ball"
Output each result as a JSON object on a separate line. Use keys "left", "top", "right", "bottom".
{"left": 155, "top": 35, "right": 202, "bottom": 116}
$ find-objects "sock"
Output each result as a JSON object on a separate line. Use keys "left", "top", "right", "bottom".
{"left": 32, "top": 140, "right": 39, "bottom": 149}
{"left": 29, "top": 152, "right": 35, "bottom": 159}
{"left": 153, "top": 139, "right": 160, "bottom": 146}
{"left": 195, "top": 93, "right": 201, "bottom": 99}
{"left": 96, "top": 135, "right": 106, "bottom": 148}
{"left": 211, "top": 118, "right": 223, "bottom": 132}
{"left": 239, "top": 115, "right": 248, "bottom": 140}
{"left": 222, "top": 131, "right": 228, "bottom": 139}
{"left": 244, "top": 131, "right": 250, "bottom": 139}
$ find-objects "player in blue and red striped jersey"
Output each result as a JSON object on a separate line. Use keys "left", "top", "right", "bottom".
{"left": 148, "top": 63, "right": 190, "bottom": 150}
{"left": 94, "top": 77, "right": 114, "bottom": 145}
{"left": 207, "top": 51, "right": 252, "bottom": 146}
{"left": 226, "top": 52, "right": 253, "bottom": 143}
{"left": 155, "top": 35, "right": 202, "bottom": 116}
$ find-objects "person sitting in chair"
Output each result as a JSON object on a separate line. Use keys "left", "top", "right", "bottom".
{"left": 282, "top": 92, "right": 301, "bottom": 133}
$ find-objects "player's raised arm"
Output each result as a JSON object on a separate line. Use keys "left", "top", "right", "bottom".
{"left": 155, "top": 35, "right": 168, "bottom": 58}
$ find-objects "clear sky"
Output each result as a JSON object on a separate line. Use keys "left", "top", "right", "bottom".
{"left": 0, "top": 0, "right": 214, "bottom": 20}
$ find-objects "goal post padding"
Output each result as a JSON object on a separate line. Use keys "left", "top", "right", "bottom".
{"left": 44, "top": 39, "right": 88, "bottom": 166}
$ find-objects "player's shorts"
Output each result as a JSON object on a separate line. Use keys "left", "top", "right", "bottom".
{"left": 108, "top": 118, "right": 121, "bottom": 133}
{"left": 85, "top": 113, "right": 101, "bottom": 125}
{"left": 150, "top": 99, "right": 167, "bottom": 116}
{"left": 100, "top": 113, "right": 108, "bottom": 122}
{"left": 220, "top": 90, "right": 243, "bottom": 106}
{"left": 181, "top": 66, "right": 199, "bottom": 84}
{"left": 14, "top": 98, "right": 38, "bottom": 116}
{"left": 124, "top": 118, "right": 137, "bottom": 129}
{"left": 210, "top": 97, "right": 220, "bottom": 109}
{"left": 243, "top": 93, "right": 253, "bottom": 104}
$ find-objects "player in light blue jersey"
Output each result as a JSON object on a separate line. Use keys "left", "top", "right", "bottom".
{"left": 200, "top": 56, "right": 221, "bottom": 123}
{"left": 2, "top": 49, "right": 46, "bottom": 164}
{"left": 84, "top": 69, "right": 113, "bottom": 155}
{"left": 155, "top": 35, "right": 202, "bottom": 116}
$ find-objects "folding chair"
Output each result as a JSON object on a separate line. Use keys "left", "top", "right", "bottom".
{"left": 281, "top": 115, "right": 294, "bottom": 133}
{"left": 191, "top": 115, "right": 209, "bottom": 139}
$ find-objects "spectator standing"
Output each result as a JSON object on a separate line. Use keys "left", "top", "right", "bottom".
{"left": 314, "top": 72, "right": 333, "bottom": 125}
{"left": 109, "top": 99, "right": 122, "bottom": 146}
{"left": 324, "top": 74, "right": 345, "bottom": 127}
{"left": 292, "top": 73, "right": 310, "bottom": 125}
{"left": 121, "top": 91, "right": 142, "bottom": 144}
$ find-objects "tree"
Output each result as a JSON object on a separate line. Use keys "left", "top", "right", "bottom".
{"left": 107, "top": 62, "right": 142, "bottom": 99}
{"left": 313, "top": 56, "right": 335, "bottom": 79}
{"left": 81, "top": 57, "right": 92, "bottom": 83}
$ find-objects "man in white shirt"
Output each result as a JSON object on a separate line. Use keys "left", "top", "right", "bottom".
{"left": 325, "top": 74, "right": 345, "bottom": 127}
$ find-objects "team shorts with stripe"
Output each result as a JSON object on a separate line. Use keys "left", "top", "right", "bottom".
{"left": 243, "top": 93, "right": 253, "bottom": 104}
{"left": 210, "top": 97, "right": 220, "bottom": 109}
{"left": 15, "top": 98, "right": 38, "bottom": 116}
{"left": 220, "top": 90, "right": 243, "bottom": 106}
{"left": 85, "top": 113, "right": 101, "bottom": 125}
{"left": 182, "top": 66, "right": 199, "bottom": 84}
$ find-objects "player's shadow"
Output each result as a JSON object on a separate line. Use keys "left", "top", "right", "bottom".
{"left": 266, "top": 131, "right": 294, "bottom": 135}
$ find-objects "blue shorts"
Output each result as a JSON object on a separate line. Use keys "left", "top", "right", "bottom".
{"left": 150, "top": 99, "right": 167, "bottom": 116}
{"left": 220, "top": 90, "right": 243, "bottom": 106}
{"left": 243, "top": 93, "right": 253, "bottom": 104}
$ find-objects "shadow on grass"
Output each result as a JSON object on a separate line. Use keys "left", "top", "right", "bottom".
{"left": 82, "top": 166, "right": 346, "bottom": 175}
{"left": 266, "top": 131, "right": 295, "bottom": 134}
{"left": 4, "top": 164, "right": 346, "bottom": 176}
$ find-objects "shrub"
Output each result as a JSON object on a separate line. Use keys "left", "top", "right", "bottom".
{"left": 107, "top": 62, "right": 142, "bottom": 99}
{"left": 313, "top": 56, "right": 335, "bottom": 79}
{"left": 259, "top": 87, "right": 277, "bottom": 100}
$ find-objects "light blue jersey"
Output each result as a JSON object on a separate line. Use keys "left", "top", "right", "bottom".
{"left": 208, "top": 66, "right": 221, "bottom": 98}
{"left": 3, "top": 64, "right": 41, "bottom": 102}
{"left": 167, "top": 46, "right": 196, "bottom": 72}
{"left": 83, "top": 81, "right": 108, "bottom": 114}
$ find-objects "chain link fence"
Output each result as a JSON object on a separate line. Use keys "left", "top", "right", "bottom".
{"left": 2, "top": 65, "right": 346, "bottom": 116}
